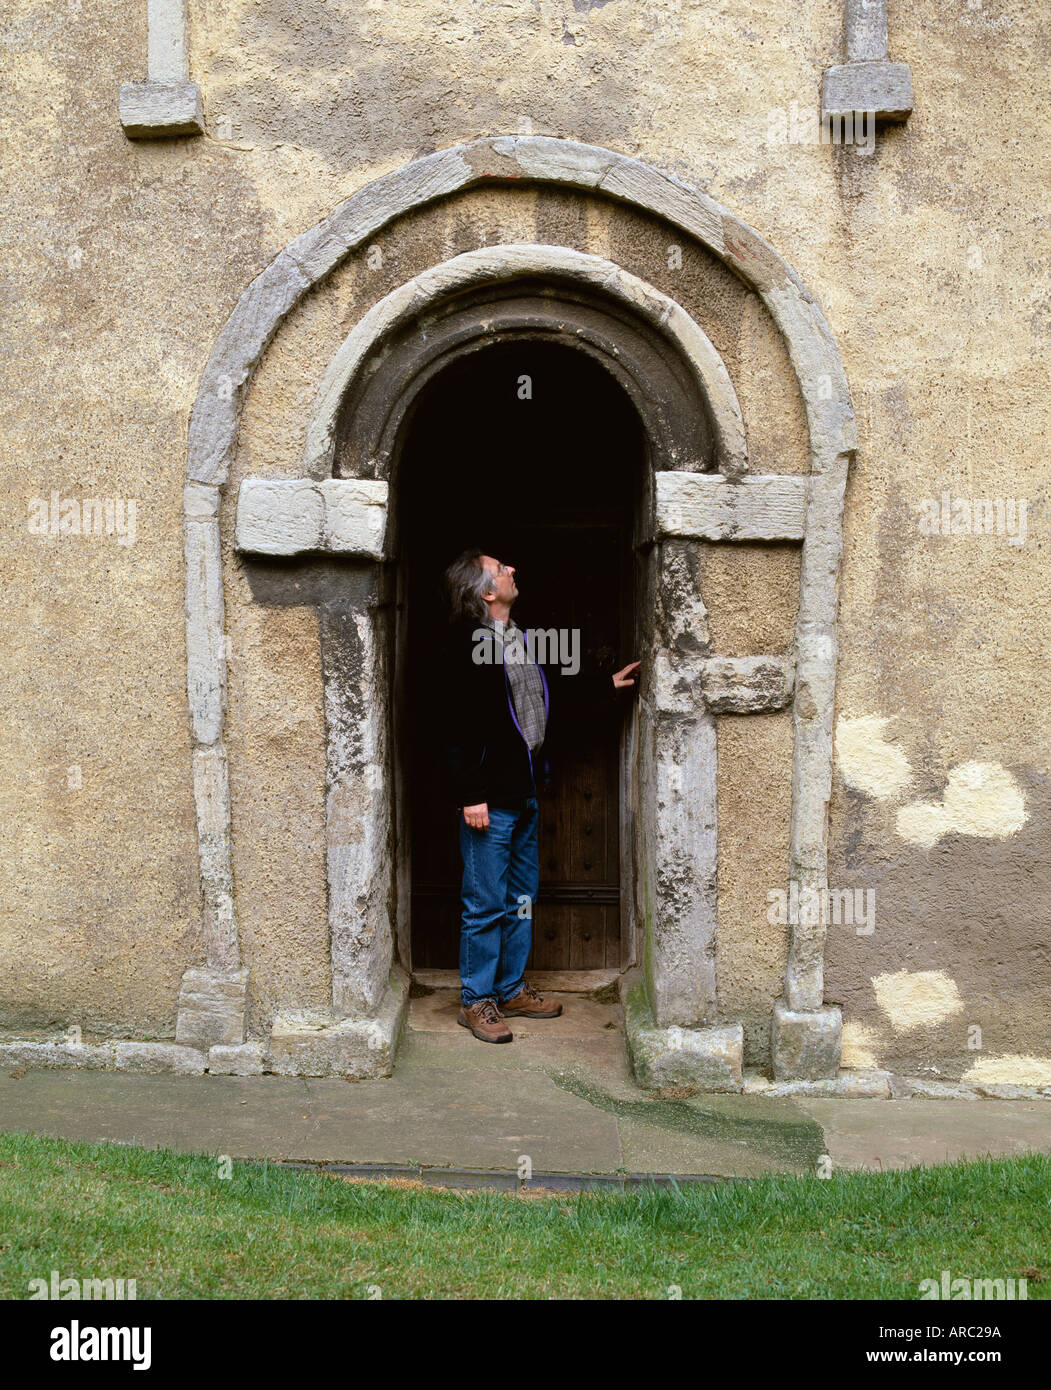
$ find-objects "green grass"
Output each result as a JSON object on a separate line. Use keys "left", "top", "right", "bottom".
{"left": 0, "top": 1130, "right": 1047, "bottom": 1299}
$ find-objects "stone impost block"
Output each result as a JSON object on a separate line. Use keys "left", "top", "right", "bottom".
{"left": 266, "top": 968, "right": 409, "bottom": 1078}
{"left": 208, "top": 1041, "right": 265, "bottom": 1075}
{"left": 234, "top": 478, "right": 324, "bottom": 554}
{"left": 318, "top": 478, "right": 389, "bottom": 555}
{"left": 655, "top": 472, "right": 808, "bottom": 541}
{"left": 624, "top": 977, "right": 743, "bottom": 1091}
{"left": 176, "top": 965, "right": 248, "bottom": 1049}
{"left": 821, "top": 62, "right": 914, "bottom": 122}
{"left": 771, "top": 1001, "right": 842, "bottom": 1081}
{"left": 119, "top": 80, "right": 204, "bottom": 138}
{"left": 234, "top": 477, "right": 388, "bottom": 559}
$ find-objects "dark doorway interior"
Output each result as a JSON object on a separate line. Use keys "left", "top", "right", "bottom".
{"left": 399, "top": 338, "right": 644, "bottom": 972}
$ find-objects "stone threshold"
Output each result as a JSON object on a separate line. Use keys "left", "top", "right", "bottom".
{"left": 411, "top": 968, "right": 619, "bottom": 994}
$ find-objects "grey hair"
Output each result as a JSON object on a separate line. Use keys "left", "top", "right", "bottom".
{"left": 442, "top": 548, "right": 497, "bottom": 624}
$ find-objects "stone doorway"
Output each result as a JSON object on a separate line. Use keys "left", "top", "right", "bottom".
{"left": 180, "top": 143, "right": 856, "bottom": 1087}
{"left": 396, "top": 339, "right": 644, "bottom": 981}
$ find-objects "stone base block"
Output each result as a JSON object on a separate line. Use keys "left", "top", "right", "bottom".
{"left": 208, "top": 1042, "right": 265, "bottom": 1075}
{"left": 266, "top": 969, "right": 409, "bottom": 1078}
{"left": 624, "top": 979, "right": 743, "bottom": 1091}
{"left": 112, "top": 1042, "right": 206, "bottom": 1074}
{"left": 771, "top": 1002, "right": 842, "bottom": 1081}
{"left": 119, "top": 80, "right": 205, "bottom": 138}
{"left": 745, "top": 1068, "right": 891, "bottom": 1099}
{"left": 0, "top": 1039, "right": 117, "bottom": 1070}
{"left": 0, "top": 1038, "right": 204, "bottom": 1073}
{"left": 176, "top": 965, "right": 248, "bottom": 1049}
{"left": 821, "top": 61, "right": 914, "bottom": 122}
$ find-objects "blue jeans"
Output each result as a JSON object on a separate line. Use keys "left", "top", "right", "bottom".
{"left": 458, "top": 798, "right": 539, "bottom": 1006}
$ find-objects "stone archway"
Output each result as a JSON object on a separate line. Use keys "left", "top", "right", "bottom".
{"left": 176, "top": 137, "right": 855, "bottom": 1086}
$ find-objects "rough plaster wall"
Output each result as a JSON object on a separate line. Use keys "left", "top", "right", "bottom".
{"left": 819, "top": 4, "right": 1051, "bottom": 1079}
{"left": 2, "top": 0, "right": 1047, "bottom": 1066}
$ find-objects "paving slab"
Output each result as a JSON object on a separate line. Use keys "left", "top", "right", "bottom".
{"left": 0, "top": 1066, "right": 622, "bottom": 1173}
{"left": 797, "top": 1097, "right": 1051, "bottom": 1172}
{"left": 2, "top": 1031, "right": 1051, "bottom": 1180}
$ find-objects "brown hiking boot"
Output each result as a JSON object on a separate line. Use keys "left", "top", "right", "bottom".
{"left": 457, "top": 997, "right": 513, "bottom": 1043}
{"left": 498, "top": 982, "right": 563, "bottom": 1019}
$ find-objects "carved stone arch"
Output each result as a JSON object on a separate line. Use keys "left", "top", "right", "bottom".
{"left": 303, "top": 244, "right": 748, "bottom": 483}
{"left": 178, "top": 137, "right": 855, "bottom": 1086}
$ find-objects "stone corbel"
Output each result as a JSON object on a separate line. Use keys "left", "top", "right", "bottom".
{"left": 120, "top": 0, "right": 204, "bottom": 139}
{"left": 822, "top": 0, "right": 914, "bottom": 126}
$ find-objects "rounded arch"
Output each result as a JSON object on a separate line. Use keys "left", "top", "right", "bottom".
{"left": 302, "top": 243, "right": 748, "bottom": 483}
{"left": 182, "top": 136, "right": 856, "bottom": 1062}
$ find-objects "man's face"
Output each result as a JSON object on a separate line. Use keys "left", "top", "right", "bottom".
{"left": 480, "top": 554, "right": 518, "bottom": 606}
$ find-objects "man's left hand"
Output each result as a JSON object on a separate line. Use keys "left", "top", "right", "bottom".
{"left": 612, "top": 660, "right": 642, "bottom": 689}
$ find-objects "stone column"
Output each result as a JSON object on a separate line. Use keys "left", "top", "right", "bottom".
{"left": 625, "top": 538, "right": 744, "bottom": 1090}
{"left": 319, "top": 578, "right": 395, "bottom": 1019}
{"left": 175, "top": 482, "right": 249, "bottom": 1051}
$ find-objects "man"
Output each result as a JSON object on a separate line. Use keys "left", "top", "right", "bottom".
{"left": 441, "top": 548, "right": 640, "bottom": 1044}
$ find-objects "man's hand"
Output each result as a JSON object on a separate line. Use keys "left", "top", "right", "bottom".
{"left": 612, "top": 659, "right": 642, "bottom": 689}
{"left": 463, "top": 802, "right": 489, "bottom": 830}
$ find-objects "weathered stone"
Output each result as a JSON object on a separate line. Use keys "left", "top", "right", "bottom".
{"left": 655, "top": 472, "right": 809, "bottom": 541}
{"left": 888, "top": 1077, "right": 980, "bottom": 1101}
{"left": 112, "top": 1042, "right": 207, "bottom": 1074}
{"left": 234, "top": 479, "right": 325, "bottom": 555}
{"left": 266, "top": 969, "right": 409, "bottom": 1078}
{"left": 844, "top": 0, "right": 888, "bottom": 62}
{"left": 118, "top": 80, "right": 203, "bottom": 139}
{"left": 0, "top": 1039, "right": 117, "bottom": 1070}
{"left": 187, "top": 253, "right": 311, "bottom": 487}
{"left": 183, "top": 482, "right": 220, "bottom": 520}
{"left": 625, "top": 976, "right": 743, "bottom": 1090}
{"left": 821, "top": 62, "right": 914, "bottom": 122}
{"left": 234, "top": 478, "right": 389, "bottom": 558}
{"left": 771, "top": 1002, "right": 843, "bottom": 1081}
{"left": 318, "top": 479, "right": 388, "bottom": 556}
{"left": 184, "top": 518, "right": 226, "bottom": 746}
{"left": 315, "top": 580, "right": 395, "bottom": 1021}
{"left": 208, "top": 1041, "right": 265, "bottom": 1075}
{"left": 757, "top": 1071, "right": 892, "bottom": 1099}
{"left": 285, "top": 147, "right": 475, "bottom": 285}
{"left": 175, "top": 965, "right": 248, "bottom": 1049}
{"left": 699, "top": 655, "right": 794, "bottom": 714}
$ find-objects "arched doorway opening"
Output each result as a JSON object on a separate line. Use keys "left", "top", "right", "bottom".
{"left": 199, "top": 144, "right": 856, "bottom": 1083}
{"left": 395, "top": 338, "right": 646, "bottom": 979}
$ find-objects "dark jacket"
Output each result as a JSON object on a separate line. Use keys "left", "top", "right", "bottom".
{"left": 442, "top": 615, "right": 619, "bottom": 809}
